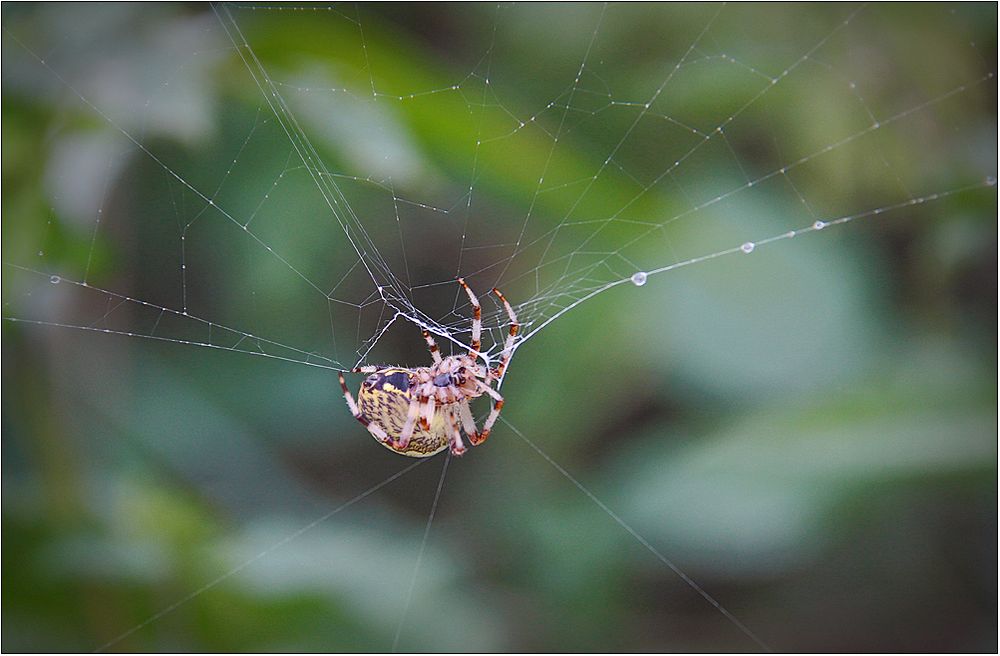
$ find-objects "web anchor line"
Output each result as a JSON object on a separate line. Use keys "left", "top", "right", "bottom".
{"left": 2, "top": 263, "right": 346, "bottom": 372}
{"left": 518, "top": 179, "right": 994, "bottom": 345}
{"left": 392, "top": 452, "right": 452, "bottom": 652}
{"left": 502, "top": 417, "right": 772, "bottom": 652}
{"left": 92, "top": 459, "right": 427, "bottom": 653}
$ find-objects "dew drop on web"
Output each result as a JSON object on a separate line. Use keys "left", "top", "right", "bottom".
{"left": 630, "top": 271, "right": 648, "bottom": 286}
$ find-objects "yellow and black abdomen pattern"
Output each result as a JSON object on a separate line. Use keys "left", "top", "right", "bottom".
{"left": 357, "top": 368, "right": 449, "bottom": 457}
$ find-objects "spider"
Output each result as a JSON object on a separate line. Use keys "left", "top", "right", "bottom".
{"left": 338, "top": 279, "right": 519, "bottom": 457}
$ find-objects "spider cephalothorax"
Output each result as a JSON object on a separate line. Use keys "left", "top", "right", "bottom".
{"left": 339, "top": 279, "right": 519, "bottom": 457}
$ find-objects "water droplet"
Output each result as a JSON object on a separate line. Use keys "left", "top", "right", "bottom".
{"left": 986, "top": 176, "right": 997, "bottom": 186}
{"left": 631, "top": 271, "right": 648, "bottom": 286}
{"left": 49, "top": 275, "right": 61, "bottom": 284}
{"left": 813, "top": 220, "right": 827, "bottom": 230}
{"left": 740, "top": 242, "right": 755, "bottom": 254}
{"left": 37, "top": 251, "right": 44, "bottom": 257}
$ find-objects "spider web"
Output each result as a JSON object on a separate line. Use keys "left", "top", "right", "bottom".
{"left": 3, "top": 3, "right": 996, "bottom": 652}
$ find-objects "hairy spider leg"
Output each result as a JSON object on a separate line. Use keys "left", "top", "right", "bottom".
{"left": 396, "top": 392, "right": 424, "bottom": 450}
{"left": 422, "top": 329, "right": 442, "bottom": 363}
{"left": 491, "top": 287, "right": 520, "bottom": 379}
{"left": 472, "top": 380, "right": 505, "bottom": 444}
{"left": 457, "top": 401, "right": 481, "bottom": 444}
{"left": 457, "top": 278, "right": 482, "bottom": 358}
{"left": 419, "top": 395, "right": 435, "bottom": 431}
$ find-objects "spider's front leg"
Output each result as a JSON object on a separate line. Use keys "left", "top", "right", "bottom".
{"left": 422, "top": 330, "right": 442, "bottom": 364}
{"left": 457, "top": 278, "right": 482, "bottom": 357}
{"left": 490, "top": 287, "right": 520, "bottom": 379}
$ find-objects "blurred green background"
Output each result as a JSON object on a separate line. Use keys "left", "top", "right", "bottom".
{"left": 3, "top": 3, "right": 997, "bottom": 652}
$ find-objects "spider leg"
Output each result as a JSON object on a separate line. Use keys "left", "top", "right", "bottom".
{"left": 474, "top": 380, "right": 505, "bottom": 444}
{"left": 476, "top": 379, "right": 504, "bottom": 403}
{"left": 491, "top": 287, "right": 520, "bottom": 379}
{"left": 339, "top": 372, "right": 391, "bottom": 443}
{"left": 351, "top": 365, "right": 381, "bottom": 374}
{"left": 447, "top": 409, "right": 467, "bottom": 456}
{"left": 457, "top": 278, "right": 482, "bottom": 358}
{"left": 396, "top": 393, "right": 423, "bottom": 450}
{"left": 422, "top": 330, "right": 442, "bottom": 364}
{"left": 457, "top": 400, "right": 484, "bottom": 445}
{"left": 419, "top": 395, "right": 435, "bottom": 431}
